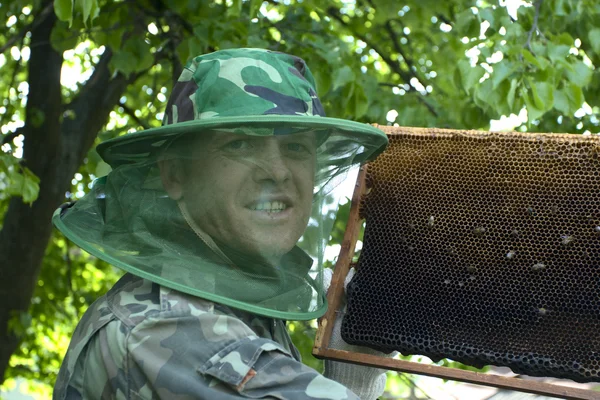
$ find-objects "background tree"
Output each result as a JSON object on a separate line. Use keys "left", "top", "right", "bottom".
{"left": 1, "top": 0, "right": 599, "bottom": 397}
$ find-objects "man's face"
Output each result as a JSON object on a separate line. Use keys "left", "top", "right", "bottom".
{"left": 161, "top": 131, "right": 317, "bottom": 263}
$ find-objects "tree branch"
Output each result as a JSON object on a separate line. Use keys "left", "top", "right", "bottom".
{"left": 120, "top": 102, "right": 150, "bottom": 130}
{"left": 378, "top": 83, "right": 439, "bottom": 117}
{"left": 379, "top": 82, "right": 401, "bottom": 87}
{"left": 1, "top": 128, "right": 24, "bottom": 146}
{"left": 0, "top": 41, "right": 24, "bottom": 131}
{"left": 525, "top": 0, "right": 543, "bottom": 52}
{"left": 326, "top": 6, "right": 438, "bottom": 117}
{"left": 0, "top": 3, "right": 53, "bottom": 55}
{"left": 416, "top": 96, "right": 438, "bottom": 118}
{"left": 383, "top": 20, "right": 421, "bottom": 80}
{"left": 326, "top": 7, "right": 405, "bottom": 80}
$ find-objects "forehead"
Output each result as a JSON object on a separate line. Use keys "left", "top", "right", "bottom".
{"left": 182, "top": 130, "right": 316, "bottom": 150}
{"left": 163, "top": 130, "right": 319, "bottom": 160}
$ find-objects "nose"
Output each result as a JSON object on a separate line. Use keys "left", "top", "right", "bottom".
{"left": 251, "top": 139, "right": 292, "bottom": 184}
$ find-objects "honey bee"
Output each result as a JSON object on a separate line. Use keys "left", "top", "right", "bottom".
{"left": 428, "top": 216, "right": 435, "bottom": 227}
{"left": 531, "top": 263, "right": 546, "bottom": 271}
{"left": 560, "top": 235, "right": 575, "bottom": 246}
{"left": 473, "top": 227, "right": 486, "bottom": 236}
{"left": 506, "top": 250, "right": 516, "bottom": 259}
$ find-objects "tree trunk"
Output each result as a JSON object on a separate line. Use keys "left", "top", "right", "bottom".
{"left": 0, "top": 0, "right": 63, "bottom": 380}
{"left": 0, "top": 2, "right": 135, "bottom": 382}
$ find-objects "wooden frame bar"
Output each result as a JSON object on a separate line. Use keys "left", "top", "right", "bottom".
{"left": 312, "top": 165, "right": 598, "bottom": 400}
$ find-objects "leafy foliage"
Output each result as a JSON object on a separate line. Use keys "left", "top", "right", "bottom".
{"left": 1, "top": 0, "right": 600, "bottom": 398}
{"left": 0, "top": 153, "right": 39, "bottom": 205}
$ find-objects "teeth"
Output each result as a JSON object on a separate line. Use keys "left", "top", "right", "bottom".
{"left": 251, "top": 201, "right": 287, "bottom": 212}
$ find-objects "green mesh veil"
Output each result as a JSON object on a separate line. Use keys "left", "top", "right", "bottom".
{"left": 53, "top": 49, "right": 387, "bottom": 320}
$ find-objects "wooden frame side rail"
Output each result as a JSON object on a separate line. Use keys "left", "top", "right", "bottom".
{"left": 312, "top": 166, "right": 598, "bottom": 400}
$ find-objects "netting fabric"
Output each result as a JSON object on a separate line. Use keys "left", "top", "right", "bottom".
{"left": 53, "top": 49, "right": 388, "bottom": 319}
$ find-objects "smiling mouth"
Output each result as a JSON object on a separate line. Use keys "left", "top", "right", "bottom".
{"left": 248, "top": 201, "right": 289, "bottom": 213}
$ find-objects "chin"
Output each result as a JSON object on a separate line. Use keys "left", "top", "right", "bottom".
{"left": 244, "top": 240, "right": 296, "bottom": 262}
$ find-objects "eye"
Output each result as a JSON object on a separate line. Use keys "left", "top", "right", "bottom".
{"left": 287, "top": 142, "right": 310, "bottom": 153}
{"left": 223, "top": 139, "right": 251, "bottom": 151}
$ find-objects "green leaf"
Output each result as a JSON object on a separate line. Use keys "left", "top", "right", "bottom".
{"left": 371, "top": 0, "right": 400, "bottom": 24}
{"left": 457, "top": 60, "right": 485, "bottom": 94}
{"left": 507, "top": 78, "right": 518, "bottom": 110}
{"left": 333, "top": 66, "right": 355, "bottom": 90}
{"left": 553, "top": 88, "right": 570, "bottom": 115}
{"left": 553, "top": 0, "right": 573, "bottom": 16}
{"left": 530, "top": 81, "right": 554, "bottom": 111}
{"left": 479, "top": 8, "right": 494, "bottom": 27}
{"left": 352, "top": 84, "right": 368, "bottom": 119}
{"left": 566, "top": 82, "right": 584, "bottom": 110}
{"left": 455, "top": 9, "right": 479, "bottom": 37}
{"left": 529, "top": 82, "right": 544, "bottom": 109}
{"left": 249, "top": 0, "right": 261, "bottom": 18}
{"left": 547, "top": 42, "right": 570, "bottom": 63}
{"left": 521, "top": 50, "right": 537, "bottom": 66}
{"left": 111, "top": 51, "right": 137, "bottom": 75}
{"left": 463, "top": 104, "right": 489, "bottom": 129}
{"left": 555, "top": 82, "right": 584, "bottom": 115}
{"left": 474, "top": 78, "right": 511, "bottom": 117}
{"left": 0, "top": 155, "right": 41, "bottom": 204}
{"left": 7, "top": 311, "right": 32, "bottom": 338}
{"left": 521, "top": 49, "right": 549, "bottom": 70}
{"left": 314, "top": 68, "right": 332, "bottom": 95}
{"left": 588, "top": 28, "right": 600, "bottom": 54}
{"left": 227, "top": 0, "right": 242, "bottom": 18}
{"left": 565, "top": 61, "right": 593, "bottom": 87}
{"left": 492, "top": 61, "right": 516, "bottom": 89}
{"left": 187, "top": 37, "right": 206, "bottom": 60}
{"left": 531, "top": 42, "right": 547, "bottom": 58}
{"left": 343, "top": 82, "right": 368, "bottom": 119}
{"left": 54, "top": 0, "right": 73, "bottom": 25}
{"left": 555, "top": 32, "right": 574, "bottom": 46}
{"left": 523, "top": 91, "right": 545, "bottom": 121}
{"left": 75, "top": 0, "right": 91, "bottom": 25}
{"left": 89, "top": 0, "right": 100, "bottom": 21}
{"left": 20, "top": 168, "right": 41, "bottom": 204}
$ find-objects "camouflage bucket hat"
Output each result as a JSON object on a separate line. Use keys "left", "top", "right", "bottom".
{"left": 53, "top": 48, "right": 388, "bottom": 320}
{"left": 96, "top": 48, "right": 388, "bottom": 168}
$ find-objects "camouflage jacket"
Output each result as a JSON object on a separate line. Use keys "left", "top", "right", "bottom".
{"left": 53, "top": 273, "right": 358, "bottom": 399}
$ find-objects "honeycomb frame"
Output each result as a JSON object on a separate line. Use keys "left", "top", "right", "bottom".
{"left": 314, "top": 126, "right": 600, "bottom": 399}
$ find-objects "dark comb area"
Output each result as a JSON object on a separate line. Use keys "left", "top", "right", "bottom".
{"left": 342, "top": 127, "right": 600, "bottom": 383}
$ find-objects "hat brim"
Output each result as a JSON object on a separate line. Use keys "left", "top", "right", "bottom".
{"left": 97, "top": 115, "right": 388, "bottom": 167}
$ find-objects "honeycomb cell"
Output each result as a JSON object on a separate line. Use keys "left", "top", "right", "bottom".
{"left": 342, "top": 128, "right": 600, "bottom": 383}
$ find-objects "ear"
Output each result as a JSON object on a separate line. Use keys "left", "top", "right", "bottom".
{"left": 158, "top": 158, "right": 186, "bottom": 201}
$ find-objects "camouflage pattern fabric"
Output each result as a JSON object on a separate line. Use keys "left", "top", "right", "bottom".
{"left": 96, "top": 48, "right": 387, "bottom": 169}
{"left": 53, "top": 273, "right": 359, "bottom": 399}
{"left": 162, "top": 48, "right": 326, "bottom": 126}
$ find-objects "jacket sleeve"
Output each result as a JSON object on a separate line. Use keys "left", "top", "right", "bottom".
{"left": 123, "top": 310, "right": 359, "bottom": 400}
